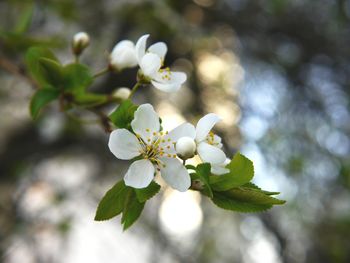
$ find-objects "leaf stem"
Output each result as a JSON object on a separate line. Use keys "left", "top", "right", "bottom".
{"left": 93, "top": 67, "right": 109, "bottom": 78}
{"left": 128, "top": 82, "right": 142, "bottom": 99}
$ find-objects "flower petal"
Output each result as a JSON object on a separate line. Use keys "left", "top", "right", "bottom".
{"left": 197, "top": 142, "right": 226, "bottom": 164}
{"left": 148, "top": 42, "right": 167, "bottom": 60}
{"left": 166, "top": 123, "right": 196, "bottom": 141}
{"left": 110, "top": 40, "right": 138, "bottom": 69}
{"left": 131, "top": 104, "right": 160, "bottom": 142}
{"left": 108, "top": 129, "right": 141, "bottom": 160}
{"left": 124, "top": 159, "right": 155, "bottom": 188}
{"left": 151, "top": 71, "right": 186, "bottom": 92}
{"left": 211, "top": 158, "right": 230, "bottom": 175}
{"left": 159, "top": 157, "right": 191, "bottom": 192}
{"left": 135, "top": 34, "right": 149, "bottom": 62}
{"left": 195, "top": 113, "right": 221, "bottom": 142}
{"left": 140, "top": 53, "right": 161, "bottom": 77}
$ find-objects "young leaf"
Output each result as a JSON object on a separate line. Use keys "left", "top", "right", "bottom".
{"left": 25, "top": 47, "right": 59, "bottom": 86}
{"left": 210, "top": 152, "right": 254, "bottom": 191}
{"left": 193, "top": 163, "right": 213, "bottom": 198}
{"left": 63, "top": 63, "right": 93, "bottom": 93}
{"left": 94, "top": 180, "right": 130, "bottom": 221}
{"left": 121, "top": 189, "right": 145, "bottom": 230}
{"left": 135, "top": 181, "right": 161, "bottom": 203}
{"left": 30, "top": 88, "right": 60, "bottom": 119}
{"left": 38, "top": 58, "right": 64, "bottom": 87}
{"left": 109, "top": 99, "right": 138, "bottom": 129}
{"left": 73, "top": 93, "right": 108, "bottom": 107}
{"left": 211, "top": 187, "right": 285, "bottom": 213}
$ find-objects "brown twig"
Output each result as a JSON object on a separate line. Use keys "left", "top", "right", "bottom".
{"left": 0, "top": 56, "right": 38, "bottom": 89}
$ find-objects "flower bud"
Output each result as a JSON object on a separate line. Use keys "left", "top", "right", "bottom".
{"left": 72, "top": 32, "right": 90, "bottom": 56}
{"left": 175, "top": 137, "right": 196, "bottom": 160}
{"left": 109, "top": 40, "right": 138, "bottom": 71}
{"left": 113, "top": 87, "right": 131, "bottom": 101}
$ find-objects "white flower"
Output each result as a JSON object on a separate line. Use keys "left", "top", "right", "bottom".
{"left": 72, "top": 32, "right": 90, "bottom": 55}
{"left": 109, "top": 40, "right": 138, "bottom": 70}
{"left": 211, "top": 158, "right": 230, "bottom": 175}
{"left": 171, "top": 113, "right": 227, "bottom": 166}
{"left": 108, "top": 104, "right": 191, "bottom": 191}
{"left": 175, "top": 136, "right": 196, "bottom": 160}
{"left": 135, "top": 34, "right": 187, "bottom": 92}
{"left": 112, "top": 87, "right": 131, "bottom": 100}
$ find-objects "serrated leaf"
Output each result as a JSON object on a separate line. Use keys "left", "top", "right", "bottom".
{"left": 25, "top": 47, "right": 59, "bottom": 86}
{"left": 63, "top": 63, "right": 93, "bottom": 93}
{"left": 30, "top": 88, "right": 60, "bottom": 119}
{"left": 135, "top": 181, "right": 161, "bottom": 203}
{"left": 94, "top": 180, "right": 130, "bottom": 221}
{"left": 211, "top": 187, "right": 285, "bottom": 213}
{"left": 194, "top": 163, "right": 213, "bottom": 198}
{"left": 210, "top": 152, "right": 254, "bottom": 191}
{"left": 212, "top": 193, "right": 273, "bottom": 212}
{"left": 243, "top": 182, "right": 280, "bottom": 196}
{"left": 109, "top": 99, "right": 138, "bottom": 129}
{"left": 121, "top": 189, "right": 145, "bottom": 230}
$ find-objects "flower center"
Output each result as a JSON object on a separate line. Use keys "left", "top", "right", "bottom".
{"left": 206, "top": 131, "right": 220, "bottom": 146}
{"left": 159, "top": 67, "right": 172, "bottom": 80}
{"left": 136, "top": 129, "right": 177, "bottom": 169}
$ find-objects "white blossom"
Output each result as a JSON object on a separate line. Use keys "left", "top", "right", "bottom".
{"left": 170, "top": 113, "right": 228, "bottom": 173}
{"left": 108, "top": 104, "right": 191, "bottom": 191}
{"left": 109, "top": 40, "right": 138, "bottom": 70}
{"left": 72, "top": 32, "right": 90, "bottom": 55}
{"left": 135, "top": 34, "right": 187, "bottom": 92}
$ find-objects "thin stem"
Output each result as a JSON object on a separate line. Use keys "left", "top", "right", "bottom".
{"left": 93, "top": 67, "right": 109, "bottom": 78}
{"left": 128, "top": 82, "right": 142, "bottom": 99}
{"left": 74, "top": 54, "right": 79, "bottom": 63}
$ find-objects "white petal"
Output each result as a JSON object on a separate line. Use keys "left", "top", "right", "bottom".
{"left": 131, "top": 104, "right": 160, "bottom": 142}
{"left": 195, "top": 113, "right": 221, "bottom": 142}
{"left": 166, "top": 123, "right": 196, "bottom": 142}
{"left": 160, "top": 157, "right": 191, "bottom": 192}
{"left": 140, "top": 53, "right": 161, "bottom": 77}
{"left": 124, "top": 159, "right": 155, "bottom": 188}
{"left": 108, "top": 129, "right": 141, "bottom": 160}
{"left": 110, "top": 49, "right": 137, "bottom": 69}
{"left": 211, "top": 165, "right": 230, "bottom": 175}
{"left": 148, "top": 42, "right": 167, "bottom": 60}
{"left": 135, "top": 34, "right": 149, "bottom": 62}
{"left": 197, "top": 142, "right": 226, "bottom": 164}
{"left": 151, "top": 71, "right": 186, "bottom": 92}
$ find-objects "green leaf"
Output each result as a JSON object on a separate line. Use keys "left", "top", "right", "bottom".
{"left": 63, "top": 63, "right": 93, "bottom": 93}
{"left": 135, "top": 181, "right": 161, "bottom": 203}
{"left": 243, "top": 182, "right": 280, "bottom": 196}
{"left": 109, "top": 99, "right": 138, "bottom": 129}
{"left": 210, "top": 152, "right": 254, "bottom": 191}
{"left": 94, "top": 180, "right": 130, "bottom": 221}
{"left": 73, "top": 93, "right": 108, "bottom": 107}
{"left": 211, "top": 187, "right": 285, "bottom": 213}
{"left": 121, "top": 189, "right": 145, "bottom": 230}
{"left": 193, "top": 163, "right": 213, "bottom": 198}
{"left": 38, "top": 58, "right": 64, "bottom": 87}
{"left": 25, "top": 47, "right": 59, "bottom": 86}
{"left": 30, "top": 88, "right": 60, "bottom": 119}
{"left": 14, "top": 4, "right": 34, "bottom": 34}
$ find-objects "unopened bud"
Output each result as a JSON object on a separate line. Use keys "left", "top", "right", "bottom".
{"left": 72, "top": 32, "right": 90, "bottom": 56}
{"left": 109, "top": 40, "right": 138, "bottom": 71}
{"left": 113, "top": 87, "right": 131, "bottom": 101}
{"left": 175, "top": 137, "right": 196, "bottom": 160}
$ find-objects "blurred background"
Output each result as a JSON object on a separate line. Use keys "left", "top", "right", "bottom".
{"left": 1, "top": 0, "right": 350, "bottom": 262}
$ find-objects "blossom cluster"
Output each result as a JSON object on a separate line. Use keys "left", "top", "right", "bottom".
{"left": 105, "top": 34, "right": 230, "bottom": 192}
